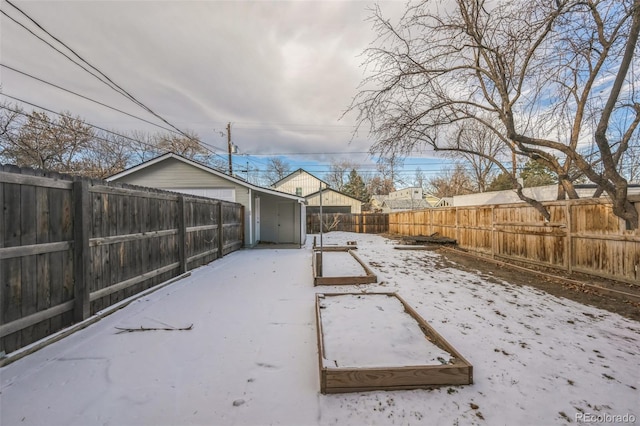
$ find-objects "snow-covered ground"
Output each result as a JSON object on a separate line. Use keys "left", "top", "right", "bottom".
{"left": 1, "top": 232, "right": 638, "bottom": 426}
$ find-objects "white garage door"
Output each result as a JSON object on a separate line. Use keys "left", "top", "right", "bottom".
{"left": 174, "top": 188, "right": 236, "bottom": 202}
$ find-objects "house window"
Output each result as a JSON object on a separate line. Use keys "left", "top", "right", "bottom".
{"left": 296, "top": 187, "right": 303, "bottom": 196}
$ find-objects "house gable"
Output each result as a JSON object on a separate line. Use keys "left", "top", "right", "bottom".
{"left": 112, "top": 157, "right": 238, "bottom": 190}
{"left": 306, "top": 188, "right": 363, "bottom": 214}
{"left": 107, "top": 152, "right": 306, "bottom": 247}
{"left": 272, "top": 168, "right": 329, "bottom": 197}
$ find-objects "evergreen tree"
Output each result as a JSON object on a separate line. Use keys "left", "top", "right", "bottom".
{"left": 343, "top": 168, "right": 369, "bottom": 201}
{"left": 520, "top": 160, "right": 557, "bottom": 187}
{"left": 487, "top": 172, "right": 516, "bottom": 191}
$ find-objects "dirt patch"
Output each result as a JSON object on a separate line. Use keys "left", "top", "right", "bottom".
{"left": 436, "top": 247, "right": 640, "bottom": 322}
{"left": 382, "top": 233, "right": 640, "bottom": 321}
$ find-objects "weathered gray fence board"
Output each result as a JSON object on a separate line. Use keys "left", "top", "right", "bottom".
{"left": 1, "top": 166, "right": 244, "bottom": 355}
{"left": 307, "top": 213, "right": 389, "bottom": 234}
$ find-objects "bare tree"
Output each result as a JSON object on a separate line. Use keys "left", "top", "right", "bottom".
{"left": 427, "top": 163, "right": 475, "bottom": 198}
{"left": 376, "top": 155, "right": 403, "bottom": 188}
{"left": 153, "top": 131, "right": 209, "bottom": 159}
{"left": 414, "top": 166, "right": 426, "bottom": 190}
{"left": 324, "top": 160, "right": 358, "bottom": 191}
{"left": 351, "top": 0, "right": 640, "bottom": 227}
{"left": 1, "top": 109, "right": 95, "bottom": 173}
{"left": 263, "top": 157, "right": 292, "bottom": 185}
{"left": 447, "top": 120, "right": 507, "bottom": 192}
{"left": 366, "top": 175, "right": 395, "bottom": 195}
{"left": 80, "top": 132, "right": 133, "bottom": 179}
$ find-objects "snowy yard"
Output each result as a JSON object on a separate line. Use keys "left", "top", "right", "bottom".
{"left": 1, "top": 232, "right": 638, "bottom": 425}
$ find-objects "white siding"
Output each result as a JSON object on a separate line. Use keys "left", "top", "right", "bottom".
{"left": 389, "top": 187, "right": 423, "bottom": 199}
{"left": 112, "top": 157, "right": 252, "bottom": 245}
{"left": 173, "top": 188, "right": 236, "bottom": 202}
{"left": 110, "top": 155, "right": 306, "bottom": 247}
{"left": 306, "top": 189, "right": 362, "bottom": 213}
{"left": 273, "top": 170, "right": 327, "bottom": 197}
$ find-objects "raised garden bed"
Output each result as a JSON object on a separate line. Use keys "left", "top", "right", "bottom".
{"left": 312, "top": 248, "right": 377, "bottom": 286}
{"left": 315, "top": 292, "right": 473, "bottom": 393}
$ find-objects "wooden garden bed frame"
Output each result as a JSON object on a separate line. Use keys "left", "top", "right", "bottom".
{"left": 312, "top": 248, "right": 377, "bottom": 286}
{"left": 315, "top": 292, "right": 473, "bottom": 393}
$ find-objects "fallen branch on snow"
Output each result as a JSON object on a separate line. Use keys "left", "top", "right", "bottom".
{"left": 115, "top": 324, "right": 193, "bottom": 334}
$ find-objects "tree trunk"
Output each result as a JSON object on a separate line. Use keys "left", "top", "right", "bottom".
{"left": 515, "top": 186, "right": 551, "bottom": 222}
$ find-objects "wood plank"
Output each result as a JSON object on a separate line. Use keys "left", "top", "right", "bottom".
{"left": 20, "top": 179, "right": 37, "bottom": 346}
{"left": 89, "top": 184, "right": 178, "bottom": 201}
{"left": 323, "top": 365, "right": 472, "bottom": 392}
{"left": 177, "top": 195, "right": 187, "bottom": 274}
{"left": 315, "top": 293, "right": 473, "bottom": 394}
{"left": 0, "top": 241, "right": 73, "bottom": 259}
{"left": 89, "top": 229, "right": 178, "bottom": 247}
{"left": 48, "top": 187, "right": 65, "bottom": 333}
{"left": 2, "top": 181, "right": 23, "bottom": 352}
{"left": 0, "top": 301, "right": 74, "bottom": 338}
{"left": 34, "top": 185, "right": 52, "bottom": 341}
{"left": 89, "top": 262, "right": 180, "bottom": 301}
{"left": 218, "top": 202, "right": 224, "bottom": 259}
{"left": 314, "top": 275, "right": 377, "bottom": 286}
{"left": 313, "top": 250, "right": 377, "bottom": 286}
{"left": 0, "top": 171, "right": 72, "bottom": 189}
{"left": 0, "top": 172, "right": 4, "bottom": 353}
{"left": 73, "top": 180, "right": 91, "bottom": 322}
{"left": 349, "top": 250, "right": 377, "bottom": 279}
{"left": 110, "top": 193, "right": 126, "bottom": 305}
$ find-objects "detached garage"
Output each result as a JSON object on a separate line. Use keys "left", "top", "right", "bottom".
{"left": 107, "top": 153, "right": 306, "bottom": 247}
{"left": 306, "top": 188, "right": 363, "bottom": 214}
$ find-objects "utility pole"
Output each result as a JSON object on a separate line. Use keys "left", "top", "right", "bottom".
{"left": 227, "top": 122, "right": 233, "bottom": 175}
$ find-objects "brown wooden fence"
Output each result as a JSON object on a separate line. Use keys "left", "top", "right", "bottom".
{"left": 390, "top": 198, "right": 640, "bottom": 286}
{"left": 0, "top": 165, "right": 244, "bottom": 355}
{"left": 307, "top": 213, "right": 389, "bottom": 234}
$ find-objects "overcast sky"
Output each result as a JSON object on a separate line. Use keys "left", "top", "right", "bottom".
{"left": 1, "top": 0, "right": 450, "bottom": 181}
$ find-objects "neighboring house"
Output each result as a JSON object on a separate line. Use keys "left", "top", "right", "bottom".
{"left": 305, "top": 188, "right": 363, "bottom": 214}
{"left": 369, "top": 195, "right": 388, "bottom": 212}
{"left": 388, "top": 187, "right": 424, "bottom": 200}
{"left": 107, "top": 153, "right": 306, "bottom": 247}
{"left": 271, "top": 168, "right": 329, "bottom": 197}
{"left": 375, "top": 187, "right": 436, "bottom": 213}
{"left": 424, "top": 192, "right": 441, "bottom": 207}
{"left": 434, "top": 197, "right": 453, "bottom": 208}
{"left": 451, "top": 184, "right": 640, "bottom": 207}
{"left": 380, "top": 198, "right": 432, "bottom": 213}
{"left": 273, "top": 168, "right": 363, "bottom": 214}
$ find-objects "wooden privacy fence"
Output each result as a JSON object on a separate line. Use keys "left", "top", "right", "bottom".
{"left": 0, "top": 165, "right": 244, "bottom": 354}
{"left": 390, "top": 198, "right": 640, "bottom": 286}
{"left": 307, "top": 213, "right": 389, "bottom": 234}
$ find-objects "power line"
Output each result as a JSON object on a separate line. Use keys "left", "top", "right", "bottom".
{"left": 0, "top": 99, "right": 232, "bottom": 167}
{"left": 1, "top": 96, "right": 157, "bottom": 149}
{"left": 3, "top": 0, "right": 203, "bottom": 141}
{"left": 1, "top": 63, "right": 179, "bottom": 134}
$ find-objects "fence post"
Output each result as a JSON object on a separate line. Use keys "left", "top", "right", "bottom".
{"left": 491, "top": 206, "right": 496, "bottom": 259}
{"left": 240, "top": 205, "right": 245, "bottom": 248}
{"left": 315, "top": 251, "right": 323, "bottom": 277}
{"left": 218, "top": 202, "right": 224, "bottom": 258}
{"left": 73, "top": 179, "right": 90, "bottom": 322}
{"left": 565, "top": 200, "right": 573, "bottom": 274}
{"left": 455, "top": 207, "right": 460, "bottom": 244}
{"left": 177, "top": 195, "right": 187, "bottom": 273}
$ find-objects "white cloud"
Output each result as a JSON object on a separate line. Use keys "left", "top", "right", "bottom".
{"left": 2, "top": 0, "right": 405, "bottom": 164}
